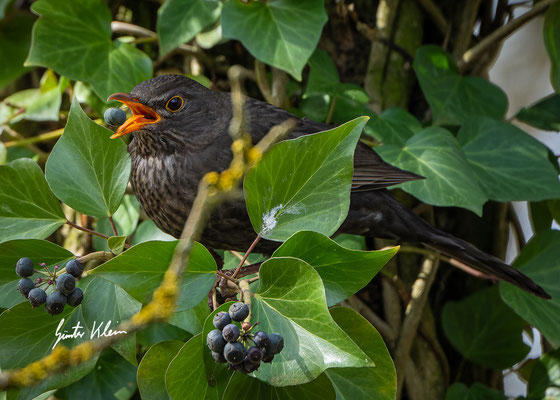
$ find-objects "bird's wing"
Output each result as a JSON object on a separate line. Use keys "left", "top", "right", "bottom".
{"left": 299, "top": 117, "right": 424, "bottom": 191}
{"left": 244, "top": 99, "right": 424, "bottom": 191}
{"left": 351, "top": 142, "right": 424, "bottom": 190}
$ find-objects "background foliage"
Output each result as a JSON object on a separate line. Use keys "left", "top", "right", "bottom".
{"left": 1, "top": 0, "right": 560, "bottom": 399}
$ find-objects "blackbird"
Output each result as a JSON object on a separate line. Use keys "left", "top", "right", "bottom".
{"left": 108, "top": 74, "right": 550, "bottom": 299}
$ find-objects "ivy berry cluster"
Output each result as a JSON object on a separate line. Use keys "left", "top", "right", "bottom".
{"left": 15, "top": 257, "right": 84, "bottom": 315}
{"left": 206, "top": 302, "right": 284, "bottom": 374}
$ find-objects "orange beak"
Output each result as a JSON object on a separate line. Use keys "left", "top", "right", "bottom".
{"left": 107, "top": 93, "right": 161, "bottom": 139}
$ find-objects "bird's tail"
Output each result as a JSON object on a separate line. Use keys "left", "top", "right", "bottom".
{"left": 424, "top": 230, "right": 550, "bottom": 299}
{"left": 355, "top": 190, "right": 551, "bottom": 299}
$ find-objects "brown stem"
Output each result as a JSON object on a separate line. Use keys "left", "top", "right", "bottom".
{"left": 344, "top": 295, "right": 396, "bottom": 343}
{"left": 395, "top": 256, "right": 440, "bottom": 399}
{"left": 232, "top": 234, "right": 261, "bottom": 279}
{"left": 216, "top": 270, "right": 239, "bottom": 285}
{"left": 108, "top": 216, "right": 119, "bottom": 236}
{"left": 77, "top": 251, "right": 114, "bottom": 265}
{"left": 414, "top": 0, "right": 448, "bottom": 35}
{"left": 459, "top": 0, "right": 559, "bottom": 72}
{"left": 66, "top": 220, "right": 110, "bottom": 240}
{"left": 325, "top": 96, "right": 338, "bottom": 125}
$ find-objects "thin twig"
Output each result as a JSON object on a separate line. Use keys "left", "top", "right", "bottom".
{"left": 108, "top": 216, "right": 119, "bottom": 236}
{"left": 344, "top": 295, "right": 396, "bottom": 343}
{"left": 395, "top": 256, "right": 440, "bottom": 399}
{"left": 66, "top": 220, "right": 110, "bottom": 240}
{"left": 232, "top": 234, "right": 261, "bottom": 279}
{"left": 216, "top": 270, "right": 239, "bottom": 285}
{"left": 229, "top": 250, "right": 251, "bottom": 266}
{"left": 255, "top": 60, "right": 273, "bottom": 104}
{"left": 459, "top": 0, "right": 559, "bottom": 72}
{"left": 414, "top": 0, "right": 448, "bottom": 35}
{"left": 325, "top": 96, "right": 338, "bottom": 125}
{"left": 2, "top": 126, "right": 48, "bottom": 161}
{"left": 77, "top": 251, "right": 114, "bottom": 264}
{"left": 508, "top": 203, "right": 526, "bottom": 249}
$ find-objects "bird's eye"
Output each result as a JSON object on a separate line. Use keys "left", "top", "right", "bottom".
{"left": 165, "top": 96, "right": 184, "bottom": 112}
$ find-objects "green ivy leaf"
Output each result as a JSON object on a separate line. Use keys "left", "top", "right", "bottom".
{"left": 222, "top": 373, "right": 336, "bottom": 399}
{"left": 168, "top": 298, "right": 211, "bottom": 335}
{"left": 530, "top": 199, "right": 560, "bottom": 233}
{"left": 0, "top": 302, "right": 97, "bottom": 370}
{"left": 444, "top": 383, "right": 507, "bottom": 400}
{"left": 413, "top": 46, "right": 507, "bottom": 125}
{"left": 157, "top": 0, "right": 222, "bottom": 56}
{"left": 2, "top": 84, "right": 62, "bottom": 123}
{"left": 516, "top": 94, "right": 560, "bottom": 131}
{"left": 527, "top": 349, "right": 560, "bottom": 400}
{"left": 54, "top": 348, "right": 137, "bottom": 400}
{"left": 500, "top": 230, "right": 560, "bottom": 348}
{"left": 26, "top": 0, "right": 152, "bottom": 99}
{"left": 80, "top": 276, "right": 141, "bottom": 365}
{"left": 0, "top": 13, "right": 33, "bottom": 90}
{"left": 273, "top": 231, "right": 397, "bottom": 306}
{"left": 222, "top": 0, "right": 327, "bottom": 80}
{"left": 544, "top": 3, "right": 560, "bottom": 93}
{"left": 45, "top": 99, "right": 131, "bottom": 218}
{"left": 138, "top": 341, "right": 183, "bottom": 400}
{"left": 250, "top": 258, "right": 373, "bottom": 386}
{"left": 5, "top": 315, "right": 98, "bottom": 400}
{"left": 132, "top": 220, "right": 175, "bottom": 245}
{"left": 166, "top": 334, "right": 230, "bottom": 400}
{"left": 457, "top": 117, "right": 560, "bottom": 202}
{"left": 367, "top": 108, "right": 422, "bottom": 146}
{"left": 244, "top": 117, "right": 366, "bottom": 241}
{"left": 0, "top": 239, "right": 73, "bottom": 308}
{"left": 0, "top": 159, "right": 66, "bottom": 243}
{"left": 107, "top": 236, "right": 127, "bottom": 254}
{"left": 89, "top": 241, "right": 216, "bottom": 312}
{"left": 376, "top": 127, "right": 486, "bottom": 215}
{"left": 325, "top": 307, "right": 396, "bottom": 400}
{"left": 442, "top": 287, "right": 530, "bottom": 369}
{"left": 304, "top": 49, "right": 341, "bottom": 98}
{"left": 136, "top": 323, "right": 191, "bottom": 349}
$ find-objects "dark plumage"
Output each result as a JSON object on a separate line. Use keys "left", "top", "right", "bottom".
{"left": 110, "top": 74, "right": 550, "bottom": 299}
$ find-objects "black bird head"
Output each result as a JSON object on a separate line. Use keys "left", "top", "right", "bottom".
{"left": 107, "top": 74, "right": 215, "bottom": 139}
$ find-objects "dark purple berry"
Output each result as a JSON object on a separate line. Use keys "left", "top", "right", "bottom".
{"left": 253, "top": 331, "right": 270, "bottom": 349}
{"left": 267, "top": 333, "right": 284, "bottom": 354}
{"left": 15, "top": 258, "right": 34, "bottom": 277}
{"left": 262, "top": 348, "right": 275, "bottom": 363}
{"left": 65, "top": 259, "right": 84, "bottom": 278}
{"left": 45, "top": 292, "right": 66, "bottom": 315}
{"left": 229, "top": 302, "right": 249, "bottom": 322}
{"left": 37, "top": 277, "right": 42, "bottom": 283}
{"left": 67, "top": 288, "right": 83, "bottom": 307}
{"left": 222, "top": 324, "right": 240, "bottom": 343}
{"left": 228, "top": 362, "right": 246, "bottom": 373}
{"left": 247, "top": 346, "right": 263, "bottom": 363}
{"left": 104, "top": 107, "right": 127, "bottom": 126}
{"left": 56, "top": 273, "right": 75, "bottom": 295}
{"left": 212, "top": 351, "right": 227, "bottom": 363}
{"left": 224, "top": 342, "right": 246, "bottom": 364}
{"left": 213, "top": 311, "right": 232, "bottom": 330}
{"left": 244, "top": 359, "right": 260, "bottom": 373}
{"left": 17, "top": 278, "right": 35, "bottom": 298}
{"left": 28, "top": 288, "right": 47, "bottom": 307}
{"left": 207, "top": 329, "right": 227, "bottom": 353}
